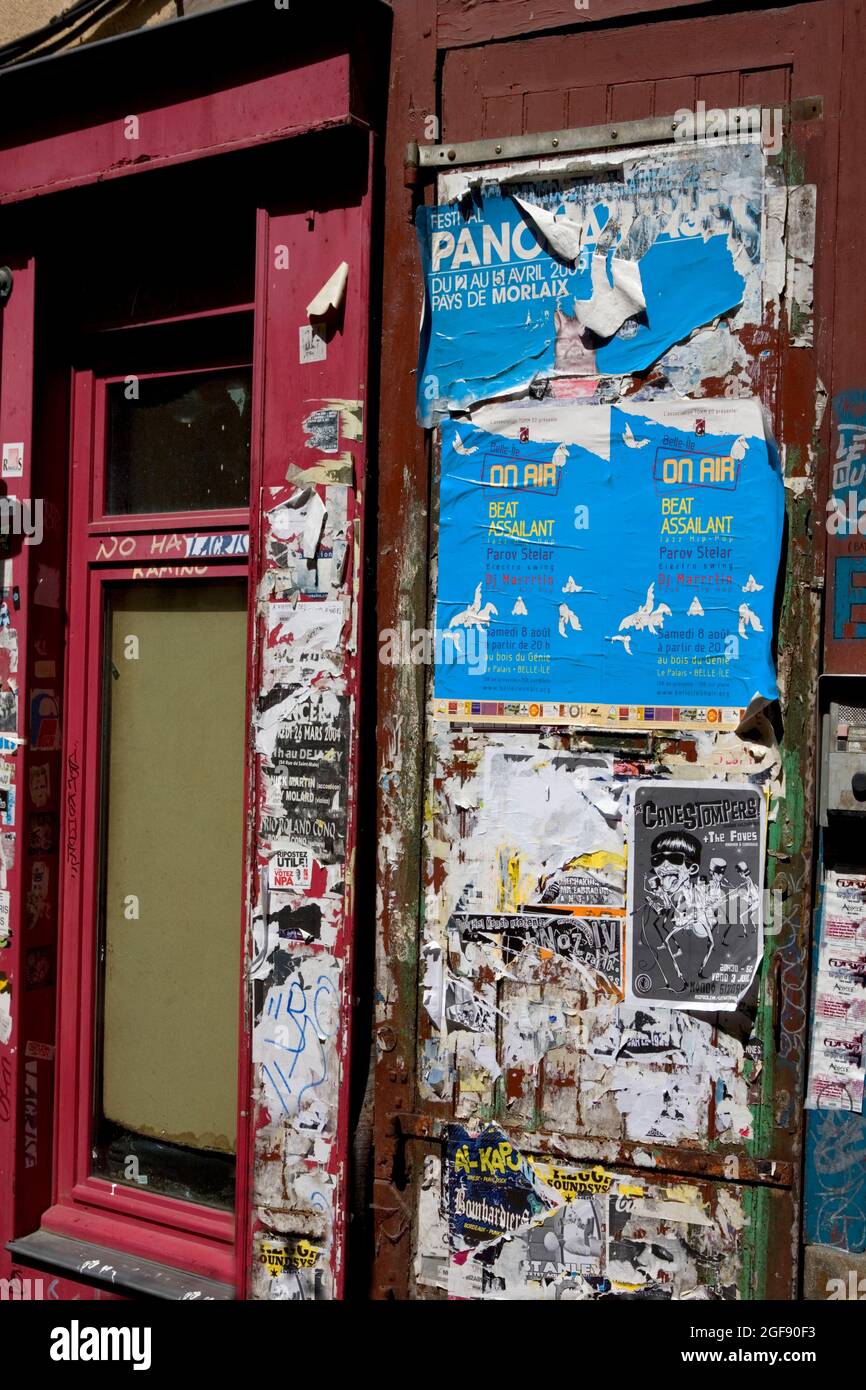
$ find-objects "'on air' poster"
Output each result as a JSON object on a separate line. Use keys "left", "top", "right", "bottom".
{"left": 433, "top": 396, "right": 782, "bottom": 727}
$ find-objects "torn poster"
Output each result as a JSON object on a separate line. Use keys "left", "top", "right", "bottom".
{"left": 452, "top": 910, "right": 624, "bottom": 998}
{"left": 266, "top": 484, "right": 350, "bottom": 598}
{"left": 258, "top": 685, "right": 349, "bottom": 864}
{"left": 416, "top": 143, "right": 761, "bottom": 424}
{"left": 254, "top": 952, "right": 340, "bottom": 1132}
{"left": 433, "top": 396, "right": 782, "bottom": 726}
{"left": 264, "top": 598, "right": 345, "bottom": 686}
{"left": 627, "top": 780, "right": 766, "bottom": 1011}
{"left": 806, "top": 869, "right": 866, "bottom": 1112}
{"left": 445, "top": 1123, "right": 557, "bottom": 1248}
{"left": 444, "top": 1126, "right": 745, "bottom": 1299}
{"left": 258, "top": 1234, "right": 327, "bottom": 1301}
{"left": 268, "top": 895, "right": 337, "bottom": 946}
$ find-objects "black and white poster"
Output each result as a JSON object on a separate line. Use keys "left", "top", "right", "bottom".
{"left": 258, "top": 685, "right": 350, "bottom": 865}
{"left": 627, "top": 780, "right": 765, "bottom": 1011}
{"left": 453, "top": 911, "right": 624, "bottom": 998}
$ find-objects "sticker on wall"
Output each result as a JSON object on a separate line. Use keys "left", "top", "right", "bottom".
{"left": 627, "top": 780, "right": 766, "bottom": 1011}
{"left": 299, "top": 324, "right": 327, "bottom": 365}
{"left": 0, "top": 972, "right": 11, "bottom": 1044}
{"left": 30, "top": 689, "right": 60, "bottom": 750}
{"left": 302, "top": 408, "right": 340, "bottom": 454}
{"left": 28, "top": 813, "right": 56, "bottom": 854}
{"left": 1, "top": 442, "right": 24, "bottom": 479}
{"left": 26, "top": 860, "right": 50, "bottom": 929}
{"left": 0, "top": 626, "right": 18, "bottom": 678}
{"left": 0, "top": 680, "right": 17, "bottom": 736}
{"left": 434, "top": 397, "right": 782, "bottom": 725}
{"left": 269, "top": 846, "right": 314, "bottom": 892}
{"left": 1, "top": 830, "right": 15, "bottom": 871}
{"left": 29, "top": 764, "right": 50, "bottom": 809}
{"left": 33, "top": 566, "right": 61, "bottom": 609}
{"left": 0, "top": 786, "right": 15, "bottom": 828}
{"left": 25, "top": 945, "right": 54, "bottom": 990}
{"left": 0, "top": 889, "right": 10, "bottom": 950}
{"left": 185, "top": 532, "right": 249, "bottom": 559}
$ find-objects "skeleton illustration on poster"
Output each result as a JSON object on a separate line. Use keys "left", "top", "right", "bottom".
{"left": 627, "top": 780, "right": 766, "bottom": 1011}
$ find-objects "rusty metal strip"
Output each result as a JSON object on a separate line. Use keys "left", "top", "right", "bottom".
{"left": 390, "top": 1113, "right": 793, "bottom": 1188}
{"left": 408, "top": 100, "right": 822, "bottom": 173}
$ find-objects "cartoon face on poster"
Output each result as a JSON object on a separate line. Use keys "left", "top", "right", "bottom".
{"left": 627, "top": 780, "right": 766, "bottom": 1011}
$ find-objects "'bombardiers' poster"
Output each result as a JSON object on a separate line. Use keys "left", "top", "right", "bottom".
{"left": 627, "top": 780, "right": 765, "bottom": 1011}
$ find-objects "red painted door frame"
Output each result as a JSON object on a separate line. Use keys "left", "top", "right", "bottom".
{"left": 0, "top": 7, "right": 384, "bottom": 1301}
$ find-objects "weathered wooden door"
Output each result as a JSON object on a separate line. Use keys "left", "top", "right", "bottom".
{"left": 373, "top": 0, "right": 845, "bottom": 1300}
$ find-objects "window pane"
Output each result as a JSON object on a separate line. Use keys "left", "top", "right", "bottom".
{"left": 94, "top": 581, "right": 247, "bottom": 1208}
{"left": 105, "top": 368, "right": 251, "bottom": 515}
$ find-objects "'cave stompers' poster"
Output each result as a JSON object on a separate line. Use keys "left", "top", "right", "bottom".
{"left": 627, "top": 780, "right": 766, "bottom": 1011}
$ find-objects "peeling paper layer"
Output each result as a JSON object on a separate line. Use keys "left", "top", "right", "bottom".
{"left": 576, "top": 253, "right": 645, "bottom": 339}
{"left": 307, "top": 261, "right": 349, "bottom": 318}
{"left": 416, "top": 142, "right": 760, "bottom": 423}
{"left": 439, "top": 1124, "right": 748, "bottom": 1299}
{"left": 513, "top": 196, "right": 586, "bottom": 262}
{"left": 785, "top": 185, "right": 816, "bottom": 347}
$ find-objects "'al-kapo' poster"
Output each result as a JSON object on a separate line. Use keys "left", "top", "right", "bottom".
{"left": 627, "top": 780, "right": 766, "bottom": 1011}
{"left": 443, "top": 1123, "right": 738, "bottom": 1300}
{"left": 433, "top": 396, "right": 783, "bottom": 728}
